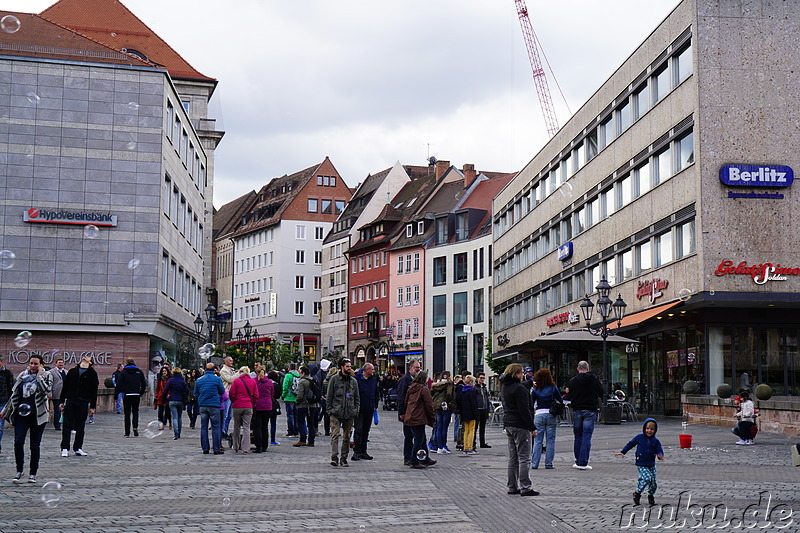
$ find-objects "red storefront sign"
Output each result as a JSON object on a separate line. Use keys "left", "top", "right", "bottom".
{"left": 636, "top": 278, "right": 669, "bottom": 303}
{"left": 714, "top": 260, "right": 800, "bottom": 285}
{"left": 546, "top": 311, "right": 579, "bottom": 327}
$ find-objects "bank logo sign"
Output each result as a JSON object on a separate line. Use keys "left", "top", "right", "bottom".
{"left": 23, "top": 208, "right": 117, "bottom": 226}
{"left": 719, "top": 164, "right": 793, "bottom": 187}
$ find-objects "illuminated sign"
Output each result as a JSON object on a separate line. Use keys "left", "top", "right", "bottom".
{"left": 23, "top": 208, "right": 117, "bottom": 226}
{"left": 719, "top": 164, "right": 793, "bottom": 187}
{"left": 546, "top": 311, "right": 580, "bottom": 327}
{"left": 558, "top": 242, "right": 573, "bottom": 262}
{"left": 714, "top": 260, "right": 800, "bottom": 285}
{"left": 636, "top": 278, "right": 669, "bottom": 303}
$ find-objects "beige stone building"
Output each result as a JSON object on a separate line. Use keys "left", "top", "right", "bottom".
{"left": 492, "top": 0, "right": 800, "bottom": 415}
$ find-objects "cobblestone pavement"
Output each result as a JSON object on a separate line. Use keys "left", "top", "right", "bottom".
{"left": 0, "top": 409, "right": 798, "bottom": 532}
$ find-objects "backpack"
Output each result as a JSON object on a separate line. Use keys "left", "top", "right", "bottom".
{"left": 290, "top": 374, "right": 301, "bottom": 396}
{"left": 305, "top": 377, "right": 322, "bottom": 403}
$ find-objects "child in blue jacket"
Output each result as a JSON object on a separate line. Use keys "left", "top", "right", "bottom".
{"left": 615, "top": 418, "right": 664, "bottom": 506}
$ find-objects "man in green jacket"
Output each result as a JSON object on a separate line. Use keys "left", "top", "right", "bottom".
{"left": 281, "top": 363, "right": 301, "bottom": 438}
{"left": 326, "top": 358, "right": 360, "bottom": 467}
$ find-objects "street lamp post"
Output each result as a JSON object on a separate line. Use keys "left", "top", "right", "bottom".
{"left": 387, "top": 335, "right": 396, "bottom": 372}
{"left": 579, "top": 276, "right": 627, "bottom": 400}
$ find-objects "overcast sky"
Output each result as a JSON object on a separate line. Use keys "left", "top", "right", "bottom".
{"left": 6, "top": 0, "right": 679, "bottom": 208}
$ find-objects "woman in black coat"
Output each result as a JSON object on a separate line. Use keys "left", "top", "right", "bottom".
{"left": 500, "top": 363, "right": 538, "bottom": 496}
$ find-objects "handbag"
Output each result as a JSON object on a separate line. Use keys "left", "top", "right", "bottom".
{"left": 549, "top": 388, "right": 565, "bottom": 417}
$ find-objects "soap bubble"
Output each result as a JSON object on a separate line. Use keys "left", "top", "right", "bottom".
{"left": 415, "top": 449, "right": 428, "bottom": 462}
{"left": 198, "top": 343, "right": 215, "bottom": 359}
{"left": 26, "top": 92, "right": 40, "bottom": 104}
{"left": 709, "top": 285, "right": 716, "bottom": 296}
{"left": 126, "top": 141, "right": 137, "bottom": 150}
{"left": 127, "top": 259, "right": 140, "bottom": 270}
{"left": 359, "top": 526, "right": 366, "bottom": 532}
{"left": 15, "top": 330, "right": 33, "bottom": 348}
{"left": 110, "top": 32, "right": 117, "bottom": 37}
{"left": 83, "top": 225, "right": 99, "bottom": 239}
{"left": 678, "top": 288, "right": 692, "bottom": 302}
{"left": 41, "top": 481, "right": 63, "bottom": 508}
{"left": 127, "top": 102, "right": 140, "bottom": 110}
{"left": 143, "top": 420, "right": 163, "bottom": 439}
{"left": 551, "top": 520, "right": 557, "bottom": 527}
{"left": 222, "top": 300, "right": 232, "bottom": 307}
{"left": 0, "top": 249, "right": 15, "bottom": 269}
{"left": 18, "top": 403, "right": 32, "bottom": 417}
{"left": 222, "top": 497, "right": 231, "bottom": 507}
{"left": 1, "top": 15, "right": 20, "bottom": 34}
{"left": 558, "top": 182, "right": 574, "bottom": 198}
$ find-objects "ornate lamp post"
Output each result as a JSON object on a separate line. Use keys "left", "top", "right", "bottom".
{"left": 387, "top": 335, "right": 396, "bottom": 371}
{"left": 579, "top": 276, "right": 627, "bottom": 399}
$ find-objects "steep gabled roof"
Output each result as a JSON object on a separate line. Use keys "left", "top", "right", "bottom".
{"left": 213, "top": 191, "right": 257, "bottom": 240}
{"left": 0, "top": 10, "right": 154, "bottom": 68}
{"left": 39, "top": 0, "right": 215, "bottom": 82}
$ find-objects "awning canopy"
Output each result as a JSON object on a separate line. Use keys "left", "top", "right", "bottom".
{"left": 617, "top": 301, "right": 681, "bottom": 329}
{"left": 530, "top": 328, "right": 640, "bottom": 352}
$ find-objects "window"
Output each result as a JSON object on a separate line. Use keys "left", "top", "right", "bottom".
{"left": 653, "top": 64, "right": 669, "bottom": 103}
{"left": 413, "top": 318, "right": 419, "bottom": 338}
{"left": 396, "top": 287, "right": 403, "bottom": 307}
{"left": 454, "top": 253, "right": 467, "bottom": 283}
{"left": 674, "top": 44, "right": 692, "bottom": 85}
{"left": 453, "top": 292, "right": 467, "bottom": 325}
{"left": 637, "top": 240, "right": 652, "bottom": 273}
{"left": 413, "top": 285, "right": 419, "bottom": 305}
{"left": 169, "top": 260, "right": 177, "bottom": 299}
{"left": 178, "top": 195, "right": 186, "bottom": 233}
{"left": 575, "top": 206, "right": 586, "bottom": 234}
{"left": 405, "top": 254, "right": 411, "bottom": 273}
{"left": 295, "top": 276, "right": 305, "bottom": 289}
{"left": 617, "top": 100, "right": 631, "bottom": 134}
{"left": 618, "top": 175, "right": 632, "bottom": 208}
{"left": 654, "top": 146, "right": 672, "bottom": 184}
{"left": 473, "top": 289, "right": 484, "bottom": 323}
{"left": 315, "top": 227, "right": 324, "bottom": 240}
{"left": 676, "top": 131, "right": 694, "bottom": 172}
{"left": 655, "top": 231, "right": 673, "bottom": 266}
{"left": 405, "top": 286, "right": 412, "bottom": 306}
{"left": 397, "top": 255, "right": 404, "bottom": 275}
{"left": 406, "top": 224, "right": 413, "bottom": 237}
{"left": 335, "top": 201, "right": 345, "bottom": 214}
{"left": 621, "top": 250, "right": 634, "bottom": 282}
{"left": 162, "top": 176, "right": 171, "bottom": 217}
{"left": 314, "top": 251, "right": 322, "bottom": 264}
{"left": 678, "top": 220, "right": 696, "bottom": 258}
{"left": 165, "top": 102, "right": 174, "bottom": 142}
{"left": 352, "top": 259, "right": 358, "bottom": 273}
{"left": 308, "top": 199, "right": 318, "bottom": 212}
{"left": 633, "top": 82, "right": 650, "bottom": 120}
{"left": 321, "top": 200, "right": 332, "bottom": 214}
{"left": 601, "top": 189, "right": 615, "bottom": 218}
{"left": 433, "top": 295, "right": 447, "bottom": 327}
{"left": 435, "top": 218, "right": 448, "bottom": 244}
{"left": 635, "top": 161, "right": 651, "bottom": 197}
{"left": 600, "top": 116, "right": 614, "bottom": 149}
{"left": 417, "top": 221, "right": 424, "bottom": 234}
{"left": 413, "top": 252, "right": 420, "bottom": 272}
{"left": 296, "top": 225, "right": 306, "bottom": 240}
{"left": 161, "top": 252, "right": 169, "bottom": 294}
{"left": 455, "top": 212, "right": 469, "bottom": 241}
{"left": 295, "top": 250, "right": 305, "bottom": 264}
{"left": 294, "top": 301, "right": 304, "bottom": 315}
{"left": 313, "top": 302, "right": 322, "bottom": 316}
{"left": 405, "top": 319, "right": 411, "bottom": 338}
{"left": 433, "top": 257, "right": 447, "bottom": 286}
{"left": 603, "top": 256, "right": 617, "bottom": 286}
{"left": 586, "top": 129, "right": 598, "bottom": 160}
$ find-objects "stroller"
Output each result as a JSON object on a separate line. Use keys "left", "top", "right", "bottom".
{"left": 383, "top": 388, "right": 398, "bottom": 410}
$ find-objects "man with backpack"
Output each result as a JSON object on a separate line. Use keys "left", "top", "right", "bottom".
{"left": 352, "top": 363, "right": 379, "bottom": 461}
{"left": 293, "top": 366, "right": 320, "bottom": 447}
{"left": 281, "top": 363, "right": 301, "bottom": 438}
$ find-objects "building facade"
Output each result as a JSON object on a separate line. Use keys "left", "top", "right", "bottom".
{"left": 0, "top": 1, "right": 222, "bottom": 378}
{"left": 492, "top": 0, "right": 800, "bottom": 414}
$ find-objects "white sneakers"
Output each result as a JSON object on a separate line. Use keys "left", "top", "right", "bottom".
{"left": 572, "top": 463, "right": 593, "bottom": 470}
{"left": 735, "top": 439, "right": 754, "bottom": 446}
{"left": 74, "top": 449, "right": 88, "bottom": 456}
{"left": 61, "top": 449, "right": 69, "bottom": 457}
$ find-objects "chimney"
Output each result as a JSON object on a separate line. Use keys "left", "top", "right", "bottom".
{"left": 462, "top": 163, "right": 477, "bottom": 189}
{"left": 435, "top": 160, "right": 450, "bottom": 179}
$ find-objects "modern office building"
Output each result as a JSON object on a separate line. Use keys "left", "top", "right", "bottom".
{"left": 0, "top": 0, "right": 223, "bottom": 376}
{"left": 227, "top": 158, "right": 353, "bottom": 360}
{"left": 492, "top": 0, "right": 800, "bottom": 415}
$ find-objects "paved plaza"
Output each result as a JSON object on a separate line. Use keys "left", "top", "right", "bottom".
{"left": 0, "top": 409, "right": 798, "bottom": 532}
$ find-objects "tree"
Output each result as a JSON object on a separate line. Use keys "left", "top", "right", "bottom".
{"left": 485, "top": 324, "right": 508, "bottom": 375}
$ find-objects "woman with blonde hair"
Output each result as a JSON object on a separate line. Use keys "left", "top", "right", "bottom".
{"left": 229, "top": 366, "right": 258, "bottom": 454}
{"left": 500, "top": 363, "right": 538, "bottom": 496}
{"left": 530, "top": 368, "right": 559, "bottom": 469}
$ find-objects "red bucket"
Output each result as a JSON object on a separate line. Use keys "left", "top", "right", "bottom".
{"left": 679, "top": 434, "right": 692, "bottom": 449}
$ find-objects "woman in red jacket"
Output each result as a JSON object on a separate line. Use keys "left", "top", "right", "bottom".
{"left": 229, "top": 367, "right": 258, "bottom": 454}
{"left": 252, "top": 369, "right": 274, "bottom": 453}
{"left": 402, "top": 371, "right": 436, "bottom": 469}
{"left": 154, "top": 366, "right": 171, "bottom": 431}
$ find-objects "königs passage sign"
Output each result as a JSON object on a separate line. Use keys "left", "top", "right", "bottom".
{"left": 23, "top": 207, "right": 117, "bottom": 226}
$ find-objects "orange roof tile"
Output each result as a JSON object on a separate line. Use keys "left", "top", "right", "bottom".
{"left": 39, "top": 0, "right": 215, "bottom": 82}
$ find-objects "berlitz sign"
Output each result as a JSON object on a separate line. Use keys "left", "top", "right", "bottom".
{"left": 714, "top": 260, "right": 800, "bottom": 285}
{"left": 636, "top": 278, "right": 669, "bottom": 303}
{"left": 23, "top": 208, "right": 117, "bottom": 226}
{"left": 719, "top": 164, "right": 793, "bottom": 187}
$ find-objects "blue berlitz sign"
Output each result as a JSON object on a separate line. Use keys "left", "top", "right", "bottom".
{"left": 719, "top": 164, "right": 793, "bottom": 187}
{"left": 558, "top": 242, "right": 573, "bottom": 262}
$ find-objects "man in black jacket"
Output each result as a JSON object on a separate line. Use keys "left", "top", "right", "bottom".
{"left": 566, "top": 360, "right": 603, "bottom": 470}
{"left": 59, "top": 354, "right": 98, "bottom": 456}
{"left": 501, "top": 363, "right": 538, "bottom": 496}
{"left": 115, "top": 357, "right": 147, "bottom": 437}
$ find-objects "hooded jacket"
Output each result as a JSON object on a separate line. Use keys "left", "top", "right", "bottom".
{"left": 114, "top": 365, "right": 147, "bottom": 396}
{"left": 402, "top": 382, "right": 435, "bottom": 427}
{"left": 620, "top": 418, "right": 664, "bottom": 466}
{"left": 500, "top": 373, "right": 536, "bottom": 431}
{"left": 255, "top": 376, "right": 275, "bottom": 411}
{"left": 61, "top": 365, "right": 99, "bottom": 409}
{"left": 456, "top": 384, "right": 480, "bottom": 422}
{"left": 281, "top": 370, "right": 301, "bottom": 402}
{"left": 326, "top": 371, "right": 360, "bottom": 420}
{"left": 430, "top": 379, "right": 455, "bottom": 411}
{"left": 162, "top": 374, "right": 190, "bottom": 404}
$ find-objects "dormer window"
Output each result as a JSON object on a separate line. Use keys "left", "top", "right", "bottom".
{"left": 406, "top": 224, "right": 413, "bottom": 237}
{"left": 417, "top": 221, "right": 424, "bottom": 234}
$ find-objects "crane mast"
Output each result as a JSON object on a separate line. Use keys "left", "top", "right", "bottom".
{"left": 514, "top": 0, "right": 559, "bottom": 138}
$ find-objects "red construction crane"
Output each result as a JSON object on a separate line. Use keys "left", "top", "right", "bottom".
{"left": 514, "top": 0, "right": 559, "bottom": 138}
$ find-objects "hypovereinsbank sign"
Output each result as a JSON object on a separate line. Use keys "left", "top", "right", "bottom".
{"left": 23, "top": 207, "right": 117, "bottom": 226}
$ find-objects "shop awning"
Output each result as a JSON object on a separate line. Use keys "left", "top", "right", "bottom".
{"left": 617, "top": 301, "right": 681, "bottom": 329}
{"left": 531, "top": 329, "right": 640, "bottom": 352}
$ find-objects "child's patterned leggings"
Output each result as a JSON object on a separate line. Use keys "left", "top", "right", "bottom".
{"left": 636, "top": 465, "right": 657, "bottom": 495}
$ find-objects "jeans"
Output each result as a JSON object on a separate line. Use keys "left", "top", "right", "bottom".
{"left": 478, "top": 410, "right": 488, "bottom": 445}
{"left": 222, "top": 398, "right": 232, "bottom": 434}
{"left": 353, "top": 410, "right": 373, "bottom": 454}
{"left": 572, "top": 409, "right": 597, "bottom": 467}
{"left": 187, "top": 399, "right": 198, "bottom": 427}
{"left": 532, "top": 412, "right": 557, "bottom": 468}
{"left": 123, "top": 395, "right": 141, "bottom": 435}
{"left": 168, "top": 401, "right": 184, "bottom": 438}
{"left": 452, "top": 413, "right": 460, "bottom": 441}
{"left": 285, "top": 401, "right": 297, "bottom": 435}
{"left": 0, "top": 401, "right": 6, "bottom": 451}
{"left": 232, "top": 407, "right": 253, "bottom": 452}
{"left": 51, "top": 399, "right": 62, "bottom": 429}
{"left": 409, "top": 425, "right": 429, "bottom": 466}
{"left": 403, "top": 424, "right": 415, "bottom": 462}
{"left": 266, "top": 409, "right": 278, "bottom": 442}
{"left": 434, "top": 409, "right": 451, "bottom": 450}
{"left": 157, "top": 404, "right": 171, "bottom": 426}
{"left": 252, "top": 410, "right": 270, "bottom": 451}
{"left": 298, "top": 407, "right": 318, "bottom": 445}
{"left": 14, "top": 413, "right": 46, "bottom": 475}
{"left": 506, "top": 426, "right": 533, "bottom": 491}
{"left": 116, "top": 392, "right": 123, "bottom": 413}
{"left": 199, "top": 405, "right": 221, "bottom": 452}
{"left": 60, "top": 398, "right": 89, "bottom": 451}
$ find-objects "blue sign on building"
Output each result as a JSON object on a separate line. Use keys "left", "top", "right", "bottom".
{"left": 719, "top": 164, "right": 793, "bottom": 187}
{"left": 558, "top": 242, "right": 573, "bottom": 262}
